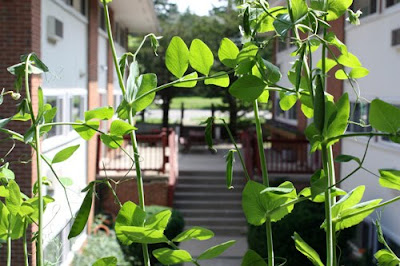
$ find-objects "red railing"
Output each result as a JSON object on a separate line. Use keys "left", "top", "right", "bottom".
{"left": 241, "top": 131, "right": 321, "bottom": 177}
{"left": 96, "top": 128, "right": 174, "bottom": 174}
{"left": 96, "top": 128, "right": 178, "bottom": 206}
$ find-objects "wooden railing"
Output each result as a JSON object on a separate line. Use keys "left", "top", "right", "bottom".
{"left": 96, "top": 128, "right": 175, "bottom": 174}
{"left": 241, "top": 131, "right": 321, "bottom": 177}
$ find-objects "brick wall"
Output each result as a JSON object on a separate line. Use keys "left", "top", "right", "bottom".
{"left": 97, "top": 179, "right": 170, "bottom": 218}
{"left": 0, "top": 0, "right": 41, "bottom": 265}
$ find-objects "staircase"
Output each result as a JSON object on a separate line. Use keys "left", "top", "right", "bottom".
{"left": 174, "top": 171, "right": 247, "bottom": 236}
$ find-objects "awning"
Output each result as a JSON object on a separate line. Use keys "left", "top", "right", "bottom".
{"left": 109, "top": 0, "right": 159, "bottom": 34}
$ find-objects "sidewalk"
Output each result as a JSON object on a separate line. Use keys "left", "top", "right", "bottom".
{"left": 176, "top": 145, "right": 248, "bottom": 266}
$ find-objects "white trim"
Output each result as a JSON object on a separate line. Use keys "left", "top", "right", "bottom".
{"left": 98, "top": 28, "right": 108, "bottom": 39}
{"left": 275, "top": 116, "right": 298, "bottom": 127}
{"left": 51, "top": 0, "right": 88, "bottom": 25}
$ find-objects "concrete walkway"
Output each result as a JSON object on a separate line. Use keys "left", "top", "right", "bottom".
{"left": 175, "top": 145, "right": 248, "bottom": 266}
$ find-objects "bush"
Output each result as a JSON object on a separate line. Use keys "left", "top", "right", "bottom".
{"left": 72, "top": 231, "right": 129, "bottom": 266}
{"left": 247, "top": 200, "right": 357, "bottom": 265}
{"left": 119, "top": 205, "right": 185, "bottom": 265}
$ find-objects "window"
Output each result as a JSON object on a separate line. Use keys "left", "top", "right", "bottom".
{"left": 115, "top": 23, "right": 127, "bottom": 46}
{"left": 352, "top": 0, "right": 377, "bottom": 17}
{"left": 80, "top": 0, "right": 88, "bottom": 16}
{"left": 45, "top": 96, "right": 64, "bottom": 138}
{"left": 70, "top": 95, "right": 84, "bottom": 121}
{"left": 387, "top": 0, "right": 400, "bottom": 7}
{"left": 392, "top": 28, "right": 400, "bottom": 46}
{"left": 348, "top": 102, "right": 371, "bottom": 133}
{"left": 99, "top": 6, "right": 106, "bottom": 31}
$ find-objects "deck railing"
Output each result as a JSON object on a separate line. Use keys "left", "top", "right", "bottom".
{"left": 241, "top": 131, "right": 321, "bottom": 177}
{"left": 96, "top": 128, "right": 174, "bottom": 175}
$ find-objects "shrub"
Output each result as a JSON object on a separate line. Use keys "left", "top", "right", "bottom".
{"left": 119, "top": 205, "right": 185, "bottom": 265}
{"left": 247, "top": 200, "right": 357, "bottom": 265}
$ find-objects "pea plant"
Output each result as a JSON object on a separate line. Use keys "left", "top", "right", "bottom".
{"left": 204, "top": 0, "right": 400, "bottom": 265}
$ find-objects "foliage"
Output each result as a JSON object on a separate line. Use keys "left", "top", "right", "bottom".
{"left": 72, "top": 231, "right": 129, "bottom": 266}
{"left": 119, "top": 206, "right": 184, "bottom": 265}
{"left": 247, "top": 200, "right": 357, "bottom": 265}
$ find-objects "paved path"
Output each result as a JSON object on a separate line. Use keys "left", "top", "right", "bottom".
{"left": 175, "top": 145, "right": 248, "bottom": 266}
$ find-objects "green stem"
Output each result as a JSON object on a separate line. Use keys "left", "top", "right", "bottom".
{"left": 327, "top": 146, "right": 337, "bottom": 266}
{"left": 106, "top": 180, "right": 123, "bottom": 208}
{"left": 220, "top": 119, "right": 250, "bottom": 181}
{"left": 102, "top": 0, "right": 126, "bottom": 95}
{"left": 253, "top": 100, "right": 273, "bottom": 266}
{"left": 325, "top": 132, "right": 391, "bottom": 144}
{"left": 128, "top": 108, "right": 150, "bottom": 266}
{"left": 134, "top": 70, "right": 234, "bottom": 104}
{"left": 24, "top": 54, "right": 36, "bottom": 124}
{"left": 34, "top": 126, "right": 44, "bottom": 266}
{"left": 23, "top": 220, "right": 29, "bottom": 266}
{"left": 253, "top": 100, "right": 269, "bottom": 186}
{"left": 322, "top": 145, "right": 334, "bottom": 266}
{"left": 7, "top": 216, "right": 11, "bottom": 266}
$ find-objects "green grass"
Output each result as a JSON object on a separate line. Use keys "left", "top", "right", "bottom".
{"left": 170, "top": 97, "right": 226, "bottom": 110}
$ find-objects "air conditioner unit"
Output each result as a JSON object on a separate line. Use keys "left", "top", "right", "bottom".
{"left": 47, "top": 16, "right": 63, "bottom": 43}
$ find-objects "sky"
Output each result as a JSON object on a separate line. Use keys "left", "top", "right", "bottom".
{"left": 171, "top": 0, "right": 224, "bottom": 16}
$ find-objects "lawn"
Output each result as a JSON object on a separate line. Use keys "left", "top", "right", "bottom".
{"left": 170, "top": 97, "right": 227, "bottom": 109}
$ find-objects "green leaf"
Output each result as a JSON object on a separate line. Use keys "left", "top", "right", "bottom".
{"left": 314, "top": 73, "right": 325, "bottom": 134}
{"left": 261, "top": 58, "right": 282, "bottom": 84}
{"left": 293, "top": 232, "right": 324, "bottom": 266}
{"left": 347, "top": 9, "right": 362, "bottom": 26}
{"left": 85, "top": 106, "right": 114, "bottom": 121}
{"left": 110, "top": 120, "right": 136, "bottom": 136}
{"left": 145, "top": 209, "right": 172, "bottom": 231}
{"left": 132, "top": 73, "right": 157, "bottom": 114}
{"left": 118, "top": 53, "right": 132, "bottom": 78}
{"left": 326, "top": 93, "right": 350, "bottom": 140}
{"left": 204, "top": 72, "right": 230, "bottom": 88}
{"left": 25, "top": 196, "right": 54, "bottom": 223}
{"left": 59, "top": 177, "right": 73, "bottom": 187}
{"left": 202, "top": 117, "right": 216, "bottom": 153}
{"left": 115, "top": 201, "right": 146, "bottom": 245}
{"left": 218, "top": 38, "right": 239, "bottom": 68}
{"left": 350, "top": 67, "right": 369, "bottom": 79}
{"left": 316, "top": 58, "right": 337, "bottom": 73}
{"left": 241, "top": 249, "right": 267, "bottom": 266}
{"left": 172, "top": 226, "right": 214, "bottom": 242}
{"left": 52, "top": 145, "right": 80, "bottom": 164}
{"left": 226, "top": 150, "right": 235, "bottom": 189}
{"left": 100, "top": 134, "right": 123, "bottom": 149}
{"left": 291, "top": 0, "right": 308, "bottom": 21}
{"left": 237, "top": 43, "right": 258, "bottom": 64}
{"left": 153, "top": 248, "right": 192, "bottom": 265}
{"left": 258, "top": 90, "right": 269, "bottom": 103}
{"left": 5, "top": 180, "right": 21, "bottom": 216}
{"left": 334, "top": 199, "right": 382, "bottom": 231}
{"left": 166, "top": 36, "right": 189, "bottom": 78}
{"left": 379, "top": 169, "right": 400, "bottom": 191}
{"left": 337, "top": 52, "right": 362, "bottom": 68}
{"left": 310, "top": 169, "right": 327, "bottom": 200}
{"left": 259, "top": 7, "right": 287, "bottom": 33}
{"left": 189, "top": 39, "right": 214, "bottom": 75}
{"left": 311, "top": 0, "right": 352, "bottom": 21}
{"left": 68, "top": 186, "right": 94, "bottom": 239}
{"left": 325, "top": 32, "right": 348, "bottom": 55}
{"left": 0, "top": 118, "right": 11, "bottom": 129}
{"left": 92, "top": 256, "right": 117, "bottom": 266}
{"left": 335, "top": 154, "right": 361, "bottom": 165}
{"left": 242, "top": 181, "right": 297, "bottom": 225}
{"left": 126, "top": 61, "right": 140, "bottom": 98}
{"left": 229, "top": 75, "right": 265, "bottom": 102}
{"left": 279, "top": 92, "right": 297, "bottom": 111}
{"left": 273, "top": 13, "right": 292, "bottom": 37}
{"left": 334, "top": 69, "right": 348, "bottom": 80}
{"left": 375, "top": 249, "right": 400, "bottom": 266}
{"left": 120, "top": 226, "right": 168, "bottom": 244}
{"left": 149, "top": 34, "right": 161, "bottom": 56}
{"left": 73, "top": 120, "right": 100, "bottom": 141}
{"left": 173, "top": 72, "right": 198, "bottom": 88}
{"left": 0, "top": 165, "right": 15, "bottom": 182}
{"left": 197, "top": 240, "right": 236, "bottom": 260}
{"left": 0, "top": 186, "right": 9, "bottom": 197}
{"left": 300, "top": 95, "right": 314, "bottom": 118}
{"left": 370, "top": 99, "right": 400, "bottom": 134}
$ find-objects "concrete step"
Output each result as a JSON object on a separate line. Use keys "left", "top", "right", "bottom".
{"left": 174, "top": 192, "right": 242, "bottom": 201}
{"left": 174, "top": 200, "right": 242, "bottom": 209}
{"left": 178, "top": 209, "right": 245, "bottom": 218}
{"left": 184, "top": 217, "right": 247, "bottom": 227}
{"left": 175, "top": 184, "right": 244, "bottom": 193}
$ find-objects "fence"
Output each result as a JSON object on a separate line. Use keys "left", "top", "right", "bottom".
{"left": 241, "top": 131, "right": 321, "bottom": 178}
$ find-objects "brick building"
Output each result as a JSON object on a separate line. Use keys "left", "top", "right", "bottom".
{"left": 0, "top": 0, "right": 158, "bottom": 264}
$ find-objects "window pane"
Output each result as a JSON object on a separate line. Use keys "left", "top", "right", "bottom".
{"left": 352, "top": 0, "right": 377, "bottom": 17}
{"left": 70, "top": 95, "right": 83, "bottom": 122}
{"left": 45, "top": 96, "right": 63, "bottom": 138}
{"left": 349, "top": 102, "right": 371, "bottom": 133}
